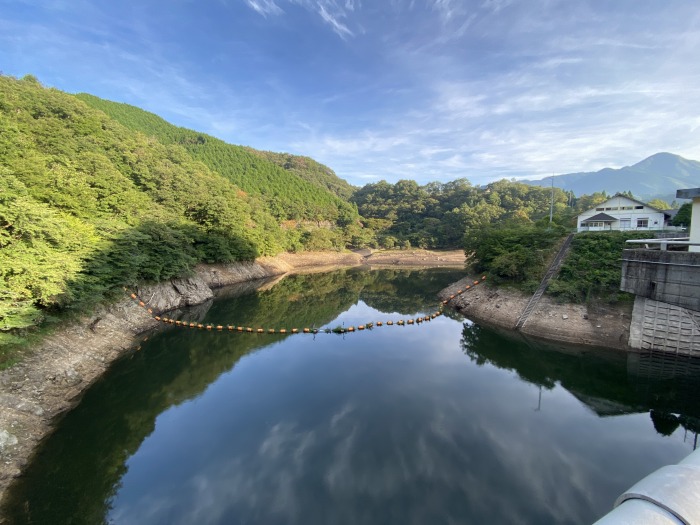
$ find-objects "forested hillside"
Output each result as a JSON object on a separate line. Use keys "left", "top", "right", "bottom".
{"left": 1, "top": 75, "right": 318, "bottom": 345}
{"left": 351, "top": 178, "right": 578, "bottom": 249}
{"left": 2, "top": 73, "right": 675, "bottom": 357}
{"left": 245, "top": 149, "right": 355, "bottom": 201}
{"left": 75, "top": 93, "right": 358, "bottom": 223}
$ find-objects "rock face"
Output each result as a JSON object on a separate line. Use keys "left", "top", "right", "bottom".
{"left": 137, "top": 276, "right": 214, "bottom": 312}
{"left": 439, "top": 279, "right": 633, "bottom": 350}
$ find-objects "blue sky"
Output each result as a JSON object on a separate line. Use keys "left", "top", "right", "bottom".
{"left": 2, "top": 0, "right": 700, "bottom": 186}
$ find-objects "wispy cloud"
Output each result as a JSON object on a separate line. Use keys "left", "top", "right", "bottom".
{"left": 3, "top": 0, "right": 700, "bottom": 185}
{"left": 245, "top": 0, "right": 283, "bottom": 17}
{"left": 316, "top": 3, "right": 353, "bottom": 38}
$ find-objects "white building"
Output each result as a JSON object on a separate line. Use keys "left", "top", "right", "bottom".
{"left": 577, "top": 194, "right": 670, "bottom": 232}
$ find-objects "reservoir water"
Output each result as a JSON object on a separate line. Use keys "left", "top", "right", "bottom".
{"left": 3, "top": 268, "right": 700, "bottom": 524}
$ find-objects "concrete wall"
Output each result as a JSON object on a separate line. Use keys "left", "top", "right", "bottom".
{"left": 629, "top": 297, "right": 700, "bottom": 356}
{"left": 690, "top": 198, "right": 700, "bottom": 253}
{"left": 676, "top": 189, "right": 699, "bottom": 253}
{"left": 621, "top": 249, "right": 700, "bottom": 313}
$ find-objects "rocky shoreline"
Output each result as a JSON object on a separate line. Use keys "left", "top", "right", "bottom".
{"left": 438, "top": 277, "right": 633, "bottom": 350}
{"left": 0, "top": 249, "right": 465, "bottom": 510}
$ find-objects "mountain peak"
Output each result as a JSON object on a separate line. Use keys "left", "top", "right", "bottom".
{"left": 522, "top": 152, "right": 700, "bottom": 201}
{"left": 632, "top": 152, "right": 690, "bottom": 171}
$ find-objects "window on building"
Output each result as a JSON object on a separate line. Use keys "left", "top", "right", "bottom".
{"left": 596, "top": 207, "right": 604, "bottom": 211}
{"left": 635, "top": 205, "right": 644, "bottom": 209}
{"left": 637, "top": 218, "right": 648, "bottom": 228}
{"left": 620, "top": 219, "right": 631, "bottom": 229}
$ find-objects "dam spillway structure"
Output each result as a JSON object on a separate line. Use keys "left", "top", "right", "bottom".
{"left": 620, "top": 188, "right": 700, "bottom": 357}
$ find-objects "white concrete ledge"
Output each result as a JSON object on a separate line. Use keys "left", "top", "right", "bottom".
{"left": 594, "top": 448, "right": 700, "bottom": 525}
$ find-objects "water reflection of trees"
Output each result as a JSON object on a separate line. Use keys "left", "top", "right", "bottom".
{"left": 359, "top": 268, "right": 465, "bottom": 315}
{"left": 461, "top": 322, "right": 700, "bottom": 438}
{"left": 2, "top": 268, "right": 464, "bottom": 524}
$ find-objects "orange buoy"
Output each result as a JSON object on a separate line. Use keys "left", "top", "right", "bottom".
{"left": 387, "top": 321, "right": 394, "bottom": 326}
{"left": 138, "top": 301, "right": 145, "bottom": 307}
{"left": 147, "top": 308, "right": 153, "bottom": 314}
{"left": 348, "top": 326, "right": 355, "bottom": 332}
{"left": 358, "top": 325, "right": 365, "bottom": 330}
{"left": 407, "top": 319, "right": 414, "bottom": 325}
{"left": 292, "top": 328, "right": 299, "bottom": 333}
{"left": 198, "top": 324, "right": 204, "bottom": 329}
{"left": 175, "top": 320, "right": 181, "bottom": 326}
{"left": 280, "top": 329, "right": 287, "bottom": 334}
{"left": 130, "top": 293, "right": 137, "bottom": 299}
{"left": 228, "top": 325, "right": 234, "bottom": 331}
{"left": 376, "top": 322, "right": 383, "bottom": 326}
{"left": 257, "top": 328, "right": 264, "bottom": 333}
{"left": 482, "top": 275, "right": 486, "bottom": 280}
{"left": 217, "top": 325, "right": 223, "bottom": 331}
{"left": 155, "top": 316, "right": 161, "bottom": 321}
{"left": 473, "top": 280, "right": 479, "bottom": 285}
{"left": 206, "top": 325, "right": 212, "bottom": 330}
{"left": 246, "top": 327, "right": 253, "bottom": 333}
{"left": 237, "top": 326, "right": 243, "bottom": 332}
{"left": 268, "top": 328, "right": 275, "bottom": 334}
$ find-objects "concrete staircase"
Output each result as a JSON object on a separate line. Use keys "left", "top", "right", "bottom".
{"left": 514, "top": 233, "right": 574, "bottom": 330}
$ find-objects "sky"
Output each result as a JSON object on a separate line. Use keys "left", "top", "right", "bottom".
{"left": 2, "top": 0, "right": 700, "bottom": 186}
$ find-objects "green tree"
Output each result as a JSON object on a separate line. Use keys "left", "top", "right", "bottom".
{"left": 671, "top": 202, "right": 692, "bottom": 227}
{"left": 647, "top": 198, "right": 671, "bottom": 211}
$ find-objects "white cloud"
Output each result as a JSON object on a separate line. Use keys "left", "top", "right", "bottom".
{"left": 245, "top": 0, "right": 283, "bottom": 16}
{"left": 316, "top": 3, "right": 353, "bottom": 38}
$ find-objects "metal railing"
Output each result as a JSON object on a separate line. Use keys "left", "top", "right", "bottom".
{"left": 625, "top": 238, "right": 696, "bottom": 251}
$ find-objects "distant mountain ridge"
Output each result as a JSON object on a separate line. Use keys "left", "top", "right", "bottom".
{"left": 521, "top": 153, "right": 700, "bottom": 203}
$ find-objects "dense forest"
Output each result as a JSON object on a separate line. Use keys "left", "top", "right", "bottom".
{"left": 1, "top": 74, "right": 691, "bottom": 358}
{"left": 75, "top": 94, "right": 358, "bottom": 223}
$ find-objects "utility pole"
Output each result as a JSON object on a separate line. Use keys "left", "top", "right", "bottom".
{"left": 549, "top": 175, "right": 554, "bottom": 224}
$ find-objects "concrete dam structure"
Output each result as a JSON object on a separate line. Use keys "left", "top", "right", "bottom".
{"left": 621, "top": 249, "right": 700, "bottom": 356}
{"left": 619, "top": 187, "right": 700, "bottom": 357}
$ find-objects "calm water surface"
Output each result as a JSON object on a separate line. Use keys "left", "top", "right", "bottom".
{"left": 4, "top": 268, "right": 700, "bottom": 525}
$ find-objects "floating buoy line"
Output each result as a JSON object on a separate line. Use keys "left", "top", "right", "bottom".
{"left": 125, "top": 276, "right": 486, "bottom": 336}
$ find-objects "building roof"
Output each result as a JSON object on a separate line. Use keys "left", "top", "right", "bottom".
{"left": 676, "top": 188, "right": 700, "bottom": 199}
{"left": 609, "top": 193, "right": 664, "bottom": 211}
{"left": 576, "top": 193, "right": 667, "bottom": 219}
{"left": 582, "top": 212, "right": 617, "bottom": 222}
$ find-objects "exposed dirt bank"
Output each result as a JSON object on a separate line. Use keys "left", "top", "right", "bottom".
{"left": 0, "top": 249, "right": 464, "bottom": 512}
{"left": 439, "top": 278, "right": 633, "bottom": 350}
